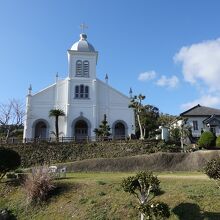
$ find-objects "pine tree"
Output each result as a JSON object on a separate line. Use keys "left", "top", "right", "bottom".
{"left": 94, "top": 114, "right": 111, "bottom": 139}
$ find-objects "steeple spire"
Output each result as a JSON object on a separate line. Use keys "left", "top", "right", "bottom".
{"left": 56, "top": 72, "right": 59, "bottom": 82}
{"left": 28, "top": 84, "right": 32, "bottom": 95}
{"left": 105, "top": 74, "right": 109, "bottom": 84}
{"left": 129, "top": 87, "right": 133, "bottom": 98}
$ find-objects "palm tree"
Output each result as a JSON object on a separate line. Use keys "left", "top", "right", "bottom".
{"left": 49, "top": 109, "right": 65, "bottom": 141}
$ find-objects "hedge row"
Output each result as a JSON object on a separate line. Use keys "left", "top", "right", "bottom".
{"left": 0, "top": 140, "right": 178, "bottom": 168}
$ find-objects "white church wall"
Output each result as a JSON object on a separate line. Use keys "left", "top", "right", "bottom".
{"left": 31, "top": 84, "right": 56, "bottom": 104}
{"left": 96, "top": 80, "right": 134, "bottom": 136}
{"left": 24, "top": 33, "right": 135, "bottom": 140}
{"left": 56, "top": 79, "right": 68, "bottom": 106}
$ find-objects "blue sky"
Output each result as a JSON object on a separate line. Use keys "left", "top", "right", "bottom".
{"left": 1, "top": 0, "right": 220, "bottom": 115}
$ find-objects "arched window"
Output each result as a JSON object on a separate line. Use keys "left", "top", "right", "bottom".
{"left": 75, "top": 85, "right": 89, "bottom": 99}
{"left": 76, "top": 60, "right": 82, "bottom": 76}
{"left": 75, "top": 60, "right": 89, "bottom": 77}
{"left": 83, "top": 60, "right": 89, "bottom": 77}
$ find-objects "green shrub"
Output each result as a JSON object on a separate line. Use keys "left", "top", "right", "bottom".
{"left": 198, "top": 131, "right": 216, "bottom": 149}
{"left": 6, "top": 172, "right": 17, "bottom": 179}
{"left": 98, "top": 191, "right": 106, "bottom": 196}
{"left": 139, "top": 202, "right": 170, "bottom": 219}
{"left": 97, "top": 180, "right": 106, "bottom": 185}
{"left": 121, "top": 171, "right": 170, "bottom": 219}
{"left": 204, "top": 158, "right": 220, "bottom": 181}
{"left": 0, "top": 147, "right": 21, "bottom": 180}
{"left": 0, "top": 209, "right": 16, "bottom": 219}
{"left": 169, "top": 127, "right": 180, "bottom": 143}
{"left": 216, "top": 136, "right": 220, "bottom": 148}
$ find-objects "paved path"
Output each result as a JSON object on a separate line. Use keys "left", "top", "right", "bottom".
{"left": 158, "top": 174, "right": 209, "bottom": 180}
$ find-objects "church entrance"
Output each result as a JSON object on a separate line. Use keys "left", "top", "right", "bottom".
{"left": 74, "top": 120, "right": 88, "bottom": 140}
{"left": 34, "top": 121, "right": 47, "bottom": 139}
{"left": 114, "top": 122, "right": 126, "bottom": 139}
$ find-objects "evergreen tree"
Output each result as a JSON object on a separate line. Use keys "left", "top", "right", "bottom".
{"left": 94, "top": 114, "right": 111, "bottom": 138}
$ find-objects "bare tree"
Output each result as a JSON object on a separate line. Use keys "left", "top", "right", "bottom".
{"left": 0, "top": 99, "right": 25, "bottom": 141}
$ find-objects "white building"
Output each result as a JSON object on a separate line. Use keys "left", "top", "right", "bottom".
{"left": 23, "top": 33, "right": 135, "bottom": 141}
{"left": 180, "top": 104, "right": 220, "bottom": 137}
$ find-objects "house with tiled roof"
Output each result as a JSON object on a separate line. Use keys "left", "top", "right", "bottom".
{"left": 180, "top": 104, "right": 220, "bottom": 137}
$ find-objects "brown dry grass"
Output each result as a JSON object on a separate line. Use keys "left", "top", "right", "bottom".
{"left": 23, "top": 167, "right": 55, "bottom": 204}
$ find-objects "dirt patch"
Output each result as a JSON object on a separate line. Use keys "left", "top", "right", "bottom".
{"left": 158, "top": 175, "right": 208, "bottom": 179}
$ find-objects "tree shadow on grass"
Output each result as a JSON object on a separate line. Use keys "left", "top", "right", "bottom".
{"left": 204, "top": 212, "right": 220, "bottom": 220}
{"left": 48, "top": 182, "right": 78, "bottom": 198}
{"left": 173, "top": 203, "right": 220, "bottom": 220}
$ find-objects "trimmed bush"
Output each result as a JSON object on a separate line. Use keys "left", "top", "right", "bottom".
{"left": 216, "top": 136, "right": 220, "bottom": 148}
{"left": 0, "top": 147, "right": 21, "bottom": 180}
{"left": 121, "top": 171, "right": 170, "bottom": 219}
{"left": 198, "top": 131, "right": 216, "bottom": 149}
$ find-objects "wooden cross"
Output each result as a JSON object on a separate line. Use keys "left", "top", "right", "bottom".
{"left": 80, "top": 23, "right": 88, "bottom": 33}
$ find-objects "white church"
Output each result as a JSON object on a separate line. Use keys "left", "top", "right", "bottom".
{"left": 23, "top": 32, "right": 135, "bottom": 141}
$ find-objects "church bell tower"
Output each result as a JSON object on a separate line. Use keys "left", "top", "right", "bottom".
{"left": 67, "top": 32, "right": 98, "bottom": 80}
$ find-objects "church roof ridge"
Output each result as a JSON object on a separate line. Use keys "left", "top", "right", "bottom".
{"left": 32, "top": 78, "right": 67, "bottom": 96}
{"left": 96, "top": 78, "right": 130, "bottom": 100}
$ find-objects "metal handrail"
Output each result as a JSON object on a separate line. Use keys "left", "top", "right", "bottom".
{"left": 0, "top": 135, "right": 129, "bottom": 144}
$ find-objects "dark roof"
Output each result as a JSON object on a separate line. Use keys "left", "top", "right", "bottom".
{"left": 180, "top": 104, "right": 220, "bottom": 117}
{"left": 203, "top": 115, "right": 220, "bottom": 124}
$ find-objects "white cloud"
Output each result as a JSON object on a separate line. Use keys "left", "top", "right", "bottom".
{"left": 174, "top": 38, "right": 220, "bottom": 91}
{"left": 181, "top": 95, "right": 220, "bottom": 110}
{"left": 138, "top": 71, "right": 157, "bottom": 81}
{"left": 156, "top": 75, "right": 179, "bottom": 88}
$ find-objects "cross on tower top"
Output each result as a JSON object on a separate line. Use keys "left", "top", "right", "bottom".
{"left": 80, "top": 23, "right": 88, "bottom": 33}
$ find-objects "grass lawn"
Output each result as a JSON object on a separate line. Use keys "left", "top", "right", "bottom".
{"left": 0, "top": 172, "right": 220, "bottom": 220}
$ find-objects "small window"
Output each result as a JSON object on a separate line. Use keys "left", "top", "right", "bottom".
{"left": 80, "top": 84, "right": 84, "bottom": 93}
{"left": 193, "top": 121, "right": 198, "bottom": 131}
{"left": 83, "top": 60, "right": 89, "bottom": 77}
{"left": 75, "top": 85, "right": 89, "bottom": 99}
{"left": 76, "top": 60, "right": 82, "bottom": 76}
{"left": 75, "top": 85, "right": 79, "bottom": 98}
{"left": 85, "top": 86, "right": 89, "bottom": 98}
